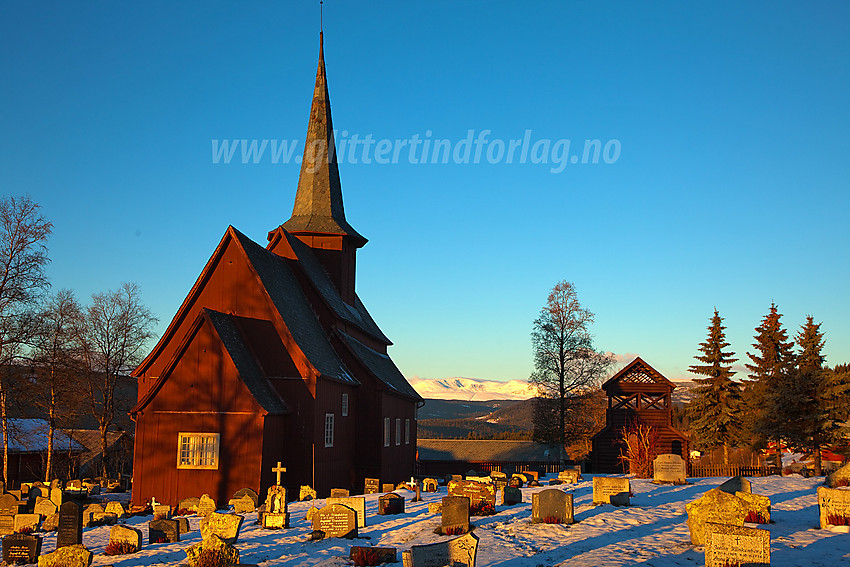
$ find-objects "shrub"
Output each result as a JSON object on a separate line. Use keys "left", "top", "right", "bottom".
{"left": 173, "top": 508, "right": 194, "bottom": 517}
{"left": 744, "top": 511, "right": 768, "bottom": 524}
{"left": 617, "top": 420, "right": 660, "bottom": 478}
{"left": 541, "top": 515, "right": 562, "bottom": 524}
{"left": 103, "top": 541, "right": 138, "bottom": 556}
{"left": 828, "top": 513, "right": 850, "bottom": 526}
{"left": 442, "top": 525, "right": 466, "bottom": 536}
{"left": 151, "top": 536, "right": 169, "bottom": 544}
{"left": 469, "top": 502, "right": 496, "bottom": 516}
{"left": 15, "top": 526, "right": 33, "bottom": 534}
{"left": 350, "top": 547, "right": 385, "bottom": 567}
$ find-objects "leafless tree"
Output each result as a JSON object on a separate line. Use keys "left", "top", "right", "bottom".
{"left": 30, "top": 289, "right": 85, "bottom": 481}
{"left": 0, "top": 196, "right": 52, "bottom": 485}
{"left": 78, "top": 282, "right": 156, "bottom": 477}
{"left": 530, "top": 281, "right": 613, "bottom": 448}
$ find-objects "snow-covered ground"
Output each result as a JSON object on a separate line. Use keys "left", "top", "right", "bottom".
{"left": 43, "top": 474, "right": 850, "bottom": 566}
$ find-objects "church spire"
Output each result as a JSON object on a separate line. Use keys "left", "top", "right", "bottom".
{"left": 282, "top": 32, "right": 367, "bottom": 248}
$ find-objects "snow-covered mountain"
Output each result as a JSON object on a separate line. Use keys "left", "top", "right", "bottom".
{"left": 408, "top": 376, "right": 534, "bottom": 401}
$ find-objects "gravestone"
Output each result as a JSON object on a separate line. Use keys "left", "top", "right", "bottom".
{"left": 414, "top": 479, "right": 422, "bottom": 502}
{"left": 531, "top": 489, "right": 574, "bottom": 524}
{"left": 0, "top": 516, "right": 13, "bottom": 537}
{"left": 56, "top": 501, "right": 83, "bottom": 549}
{"left": 378, "top": 493, "right": 405, "bottom": 515}
{"left": 508, "top": 476, "right": 523, "bottom": 488}
{"left": 718, "top": 476, "right": 751, "bottom": 494}
{"left": 311, "top": 503, "right": 358, "bottom": 538}
{"left": 34, "top": 498, "right": 58, "bottom": 517}
{"left": 176, "top": 517, "right": 190, "bottom": 534}
{"left": 428, "top": 502, "right": 442, "bottom": 514}
{"left": 524, "top": 470, "right": 539, "bottom": 481}
{"left": 685, "top": 488, "right": 770, "bottom": 545}
{"left": 232, "top": 494, "right": 255, "bottom": 514}
{"left": 592, "top": 477, "right": 630, "bottom": 505}
{"left": 704, "top": 523, "right": 770, "bottom": 567}
{"left": 82, "top": 503, "right": 104, "bottom": 526}
{"left": 14, "top": 514, "right": 40, "bottom": 533}
{"left": 2, "top": 533, "right": 42, "bottom": 564}
{"left": 42, "top": 513, "right": 59, "bottom": 531}
{"left": 37, "top": 544, "right": 93, "bottom": 567}
{"left": 232, "top": 487, "right": 259, "bottom": 508}
{"left": 363, "top": 478, "right": 380, "bottom": 495}
{"left": 265, "top": 485, "right": 287, "bottom": 514}
{"left": 153, "top": 504, "right": 171, "bottom": 518}
{"left": 817, "top": 486, "right": 850, "bottom": 529}
{"left": 382, "top": 483, "right": 395, "bottom": 493}
{"left": 49, "top": 488, "right": 62, "bottom": 508}
{"left": 262, "top": 509, "right": 289, "bottom": 529}
{"left": 502, "top": 486, "right": 522, "bottom": 506}
{"left": 185, "top": 533, "right": 239, "bottom": 567}
{"left": 178, "top": 497, "right": 200, "bottom": 512}
{"left": 441, "top": 496, "right": 470, "bottom": 535}
{"left": 350, "top": 546, "right": 396, "bottom": 565}
{"left": 826, "top": 462, "right": 850, "bottom": 488}
{"left": 464, "top": 475, "right": 491, "bottom": 484}
{"left": 148, "top": 518, "right": 180, "bottom": 543}
{"left": 109, "top": 525, "right": 142, "bottom": 551}
{"left": 653, "top": 454, "right": 687, "bottom": 484}
{"left": 200, "top": 512, "right": 243, "bottom": 544}
{"left": 299, "top": 485, "right": 317, "bottom": 501}
{"left": 423, "top": 478, "right": 438, "bottom": 492}
{"left": 104, "top": 501, "right": 126, "bottom": 519}
{"left": 327, "top": 497, "right": 367, "bottom": 528}
{"left": 0, "top": 494, "right": 18, "bottom": 516}
{"left": 198, "top": 494, "right": 216, "bottom": 516}
{"left": 402, "top": 532, "right": 479, "bottom": 567}
{"left": 330, "top": 488, "right": 350, "bottom": 498}
{"left": 558, "top": 470, "right": 581, "bottom": 484}
{"left": 447, "top": 480, "right": 496, "bottom": 512}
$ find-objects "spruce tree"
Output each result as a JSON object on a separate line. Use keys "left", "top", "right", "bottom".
{"left": 745, "top": 302, "right": 795, "bottom": 469}
{"left": 687, "top": 309, "right": 742, "bottom": 465}
{"left": 819, "top": 363, "right": 850, "bottom": 464}
{"left": 792, "top": 316, "right": 828, "bottom": 474}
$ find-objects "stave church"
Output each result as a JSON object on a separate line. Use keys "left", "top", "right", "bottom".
{"left": 129, "top": 33, "right": 422, "bottom": 506}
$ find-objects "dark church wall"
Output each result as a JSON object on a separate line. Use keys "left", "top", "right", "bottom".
{"left": 313, "top": 379, "right": 357, "bottom": 496}
{"left": 380, "top": 393, "right": 417, "bottom": 484}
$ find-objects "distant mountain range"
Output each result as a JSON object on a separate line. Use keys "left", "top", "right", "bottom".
{"left": 409, "top": 376, "right": 534, "bottom": 401}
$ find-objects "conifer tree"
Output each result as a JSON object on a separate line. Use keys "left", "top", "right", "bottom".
{"left": 687, "top": 309, "right": 741, "bottom": 465}
{"left": 819, "top": 363, "right": 850, "bottom": 464}
{"left": 790, "top": 316, "right": 829, "bottom": 474}
{"left": 744, "top": 302, "right": 795, "bottom": 469}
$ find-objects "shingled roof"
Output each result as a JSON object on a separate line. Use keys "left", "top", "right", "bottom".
{"left": 338, "top": 330, "right": 421, "bottom": 401}
{"left": 417, "top": 439, "right": 566, "bottom": 463}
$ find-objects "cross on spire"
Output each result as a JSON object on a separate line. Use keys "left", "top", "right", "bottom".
{"left": 272, "top": 461, "right": 287, "bottom": 485}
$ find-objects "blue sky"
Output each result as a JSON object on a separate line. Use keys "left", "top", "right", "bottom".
{"left": 2, "top": 1, "right": 848, "bottom": 383}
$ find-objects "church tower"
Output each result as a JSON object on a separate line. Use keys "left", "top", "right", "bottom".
{"left": 268, "top": 33, "right": 365, "bottom": 306}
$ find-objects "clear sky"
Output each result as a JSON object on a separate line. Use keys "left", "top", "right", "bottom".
{"left": 2, "top": 1, "right": 848, "bottom": 383}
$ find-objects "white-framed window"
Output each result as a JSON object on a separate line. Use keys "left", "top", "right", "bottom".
{"left": 405, "top": 418, "right": 410, "bottom": 445}
{"left": 384, "top": 417, "right": 391, "bottom": 447}
{"left": 177, "top": 432, "right": 220, "bottom": 469}
{"left": 395, "top": 418, "right": 401, "bottom": 446}
{"left": 324, "top": 413, "right": 334, "bottom": 448}
{"left": 341, "top": 393, "right": 349, "bottom": 417}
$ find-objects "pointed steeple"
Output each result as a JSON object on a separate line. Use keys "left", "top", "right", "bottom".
{"left": 282, "top": 33, "right": 367, "bottom": 248}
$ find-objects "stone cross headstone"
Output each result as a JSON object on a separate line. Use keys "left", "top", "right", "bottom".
{"left": 200, "top": 512, "right": 243, "bottom": 544}
{"left": 363, "top": 478, "right": 380, "bottom": 495}
{"left": 653, "top": 454, "right": 687, "bottom": 484}
{"left": 149, "top": 518, "right": 180, "bottom": 543}
{"left": 2, "top": 533, "right": 42, "bottom": 565}
{"left": 56, "top": 501, "right": 83, "bottom": 549}
{"left": 592, "top": 477, "right": 630, "bottom": 505}
{"left": 327, "top": 497, "right": 366, "bottom": 528}
{"left": 378, "top": 493, "right": 405, "bottom": 515}
{"left": 402, "top": 532, "right": 479, "bottom": 567}
{"left": 531, "top": 489, "right": 574, "bottom": 524}
{"left": 109, "top": 524, "right": 142, "bottom": 551}
{"left": 330, "top": 488, "right": 350, "bottom": 498}
{"left": 272, "top": 461, "right": 287, "bottom": 485}
{"left": 704, "top": 523, "right": 770, "bottom": 567}
{"left": 441, "top": 496, "right": 470, "bottom": 535}
{"left": 817, "top": 486, "right": 850, "bottom": 529}
{"left": 312, "top": 503, "right": 358, "bottom": 538}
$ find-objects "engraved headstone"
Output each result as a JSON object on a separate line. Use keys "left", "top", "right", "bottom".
{"left": 447, "top": 480, "right": 496, "bottom": 513}
{"left": 153, "top": 504, "right": 171, "bottom": 518}
{"left": 42, "top": 513, "right": 59, "bottom": 531}
{"left": 178, "top": 497, "right": 200, "bottom": 513}
{"left": 401, "top": 532, "right": 479, "bottom": 567}
{"left": 817, "top": 486, "right": 850, "bottom": 529}
{"left": 104, "top": 501, "right": 126, "bottom": 519}
{"left": 56, "top": 501, "right": 83, "bottom": 548}
{"left": 13, "top": 514, "right": 40, "bottom": 533}
{"left": 232, "top": 487, "right": 259, "bottom": 508}
{"left": 363, "top": 478, "right": 380, "bottom": 495}
{"left": 49, "top": 488, "right": 63, "bottom": 508}
{"left": 423, "top": 478, "right": 439, "bottom": 492}
{"left": 0, "top": 495, "right": 18, "bottom": 516}
{"left": 330, "top": 488, "right": 350, "bottom": 498}
{"left": 704, "top": 523, "right": 770, "bottom": 567}
{"left": 592, "top": 477, "right": 630, "bottom": 505}
{"left": 299, "top": 485, "right": 317, "bottom": 501}
{"left": 37, "top": 543, "right": 93, "bottom": 567}
{"left": 200, "top": 512, "right": 243, "bottom": 544}
{"left": 109, "top": 524, "right": 142, "bottom": 551}
{"left": 653, "top": 454, "right": 687, "bottom": 484}
{"left": 148, "top": 518, "right": 180, "bottom": 543}
{"left": 2, "top": 533, "right": 42, "bottom": 565}
{"left": 382, "top": 483, "right": 395, "bottom": 493}
{"left": 531, "top": 489, "right": 574, "bottom": 524}
{"left": 312, "top": 503, "right": 357, "bottom": 538}
{"left": 378, "top": 493, "right": 405, "bottom": 515}
{"left": 327, "top": 497, "right": 366, "bottom": 528}
{"left": 82, "top": 503, "right": 104, "bottom": 526}
{"left": 34, "top": 498, "right": 57, "bottom": 517}
{"left": 0, "top": 516, "right": 12, "bottom": 537}
{"left": 232, "top": 494, "right": 255, "bottom": 514}
{"left": 176, "top": 517, "right": 190, "bottom": 534}
{"left": 441, "top": 496, "right": 470, "bottom": 535}
{"left": 197, "top": 494, "right": 216, "bottom": 516}
{"left": 558, "top": 470, "right": 580, "bottom": 484}
{"left": 685, "top": 487, "right": 769, "bottom": 545}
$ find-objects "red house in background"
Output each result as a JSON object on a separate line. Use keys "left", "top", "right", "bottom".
{"left": 591, "top": 357, "right": 689, "bottom": 473}
{"left": 129, "top": 34, "right": 422, "bottom": 507}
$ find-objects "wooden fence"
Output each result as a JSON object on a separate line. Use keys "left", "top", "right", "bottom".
{"left": 689, "top": 464, "right": 781, "bottom": 478}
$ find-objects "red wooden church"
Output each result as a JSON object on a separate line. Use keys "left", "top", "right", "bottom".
{"left": 591, "top": 357, "right": 689, "bottom": 473}
{"left": 129, "top": 34, "right": 422, "bottom": 507}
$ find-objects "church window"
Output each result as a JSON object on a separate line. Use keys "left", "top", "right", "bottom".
{"left": 324, "top": 413, "right": 334, "bottom": 447}
{"left": 405, "top": 418, "right": 410, "bottom": 444}
{"left": 395, "top": 418, "right": 401, "bottom": 446}
{"left": 342, "top": 393, "right": 349, "bottom": 417}
{"left": 177, "top": 433, "right": 220, "bottom": 469}
{"left": 384, "top": 417, "right": 390, "bottom": 447}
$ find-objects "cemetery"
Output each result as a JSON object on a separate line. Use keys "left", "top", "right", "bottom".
{"left": 0, "top": 472, "right": 848, "bottom": 565}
